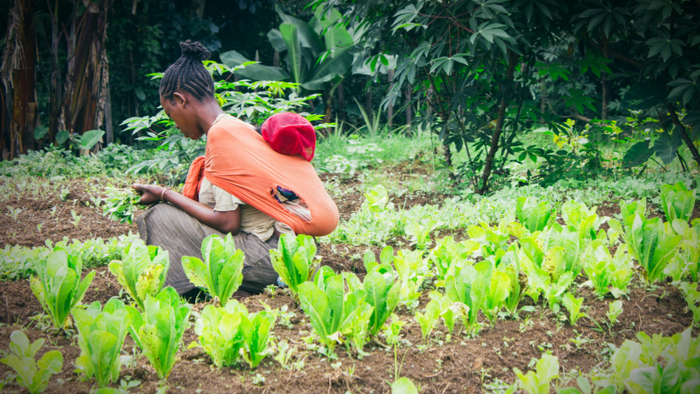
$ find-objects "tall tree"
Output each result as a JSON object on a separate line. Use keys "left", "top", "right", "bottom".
{"left": 0, "top": 0, "right": 37, "bottom": 159}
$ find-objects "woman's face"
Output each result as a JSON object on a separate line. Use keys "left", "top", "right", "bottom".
{"left": 160, "top": 93, "right": 204, "bottom": 140}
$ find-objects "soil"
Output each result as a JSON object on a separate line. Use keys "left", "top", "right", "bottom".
{"left": 0, "top": 177, "right": 697, "bottom": 393}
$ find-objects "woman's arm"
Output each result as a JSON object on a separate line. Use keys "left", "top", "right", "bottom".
{"left": 133, "top": 184, "right": 241, "bottom": 234}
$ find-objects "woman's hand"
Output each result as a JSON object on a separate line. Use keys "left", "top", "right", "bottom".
{"left": 132, "top": 184, "right": 165, "bottom": 205}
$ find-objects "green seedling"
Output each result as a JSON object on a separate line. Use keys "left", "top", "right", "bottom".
{"left": 625, "top": 215, "right": 681, "bottom": 285}
{"left": 270, "top": 233, "right": 319, "bottom": 301}
{"left": 73, "top": 299, "right": 132, "bottom": 388}
{"left": 30, "top": 247, "right": 95, "bottom": 331}
{"left": 71, "top": 210, "right": 82, "bottom": 228}
{"left": 7, "top": 206, "right": 21, "bottom": 222}
{"left": 660, "top": 182, "right": 695, "bottom": 223}
{"left": 182, "top": 233, "right": 244, "bottom": 307}
{"left": 126, "top": 287, "right": 191, "bottom": 380}
{"left": 109, "top": 239, "right": 169, "bottom": 311}
{"left": 0, "top": 330, "right": 63, "bottom": 394}
{"left": 513, "top": 353, "right": 559, "bottom": 394}
{"left": 561, "top": 293, "right": 586, "bottom": 326}
{"left": 607, "top": 300, "right": 623, "bottom": 329}
{"left": 415, "top": 299, "right": 441, "bottom": 340}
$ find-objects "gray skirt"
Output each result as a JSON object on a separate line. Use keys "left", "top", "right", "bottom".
{"left": 135, "top": 203, "right": 279, "bottom": 295}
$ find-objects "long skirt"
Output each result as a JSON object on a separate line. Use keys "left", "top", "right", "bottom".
{"left": 135, "top": 203, "right": 279, "bottom": 295}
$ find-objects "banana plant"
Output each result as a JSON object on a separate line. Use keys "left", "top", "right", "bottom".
{"left": 270, "top": 233, "right": 319, "bottom": 301}
{"left": 109, "top": 239, "right": 169, "bottom": 311}
{"left": 182, "top": 233, "right": 244, "bottom": 307}
{"left": 220, "top": 6, "right": 356, "bottom": 93}
{"left": 30, "top": 247, "right": 95, "bottom": 331}
{"left": 73, "top": 299, "right": 132, "bottom": 388}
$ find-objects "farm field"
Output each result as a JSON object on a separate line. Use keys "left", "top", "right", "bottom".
{"left": 1, "top": 158, "right": 698, "bottom": 394}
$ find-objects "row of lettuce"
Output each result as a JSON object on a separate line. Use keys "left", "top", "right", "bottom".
{"left": 1, "top": 182, "right": 698, "bottom": 392}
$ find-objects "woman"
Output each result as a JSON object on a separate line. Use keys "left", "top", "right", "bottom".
{"left": 133, "top": 40, "right": 338, "bottom": 297}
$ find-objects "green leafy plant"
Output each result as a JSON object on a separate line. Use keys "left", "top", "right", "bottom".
{"left": 30, "top": 247, "right": 95, "bottom": 330}
{"left": 444, "top": 261, "right": 509, "bottom": 335}
{"left": 607, "top": 300, "right": 623, "bottom": 328}
{"left": 103, "top": 187, "right": 142, "bottom": 225}
{"left": 109, "top": 239, "right": 169, "bottom": 311}
{"left": 467, "top": 222, "right": 510, "bottom": 258}
{"left": 392, "top": 376, "right": 419, "bottom": 394}
{"left": 126, "top": 287, "right": 191, "bottom": 380}
{"left": 194, "top": 302, "right": 247, "bottom": 368}
{"left": 513, "top": 353, "right": 559, "bottom": 394}
{"left": 626, "top": 215, "right": 681, "bottom": 284}
{"left": 383, "top": 314, "right": 406, "bottom": 346}
{"left": 561, "top": 200, "right": 606, "bottom": 241}
{"left": 270, "top": 233, "right": 319, "bottom": 301}
{"left": 561, "top": 293, "right": 586, "bottom": 326}
{"left": 660, "top": 182, "right": 695, "bottom": 223}
{"left": 394, "top": 250, "right": 431, "bottom": 309}
{"left": 415, "top": 298, "right": 441, "bottom": 340}
{"left": 428, "top": 236, "right": 479, "bottom": 281}
{"left": 516, "top": 197, "right": 555, "bottom": 233}
{"left": 240, "top": 308, "right": 276, "bottom": 368}
{"left": 363, "top": 270, "right": 400, "bottom": 338}
{"left": 583, "top": 243, "right": 633, "bottom": 299}
{"left": 679, "top": 282, "right": 700, "bottom": 328}
{"left": 297, "top": 267, "right": 371, "bottom": 355}
{"left": 671, "top": 219, "right": 700, "bottom": 282}
{"left": 496, "top": 244, "right": 526, "bottom": 315}
{"left": 557, "top": 377, "right": 615, "bottom": 394}
{"left": 73, "top": 299, "right": 132, "bottom": 388}
{"left": 182, "top": 233, "right": 244, "bottom": 307}
{"left": 405, "top": 219, "right": 438, "bottom": 250}
{"left": 624, "top": 361, "right": 684, "bottom": 394}
{"left": 0, "top": 331, "right": 63, "bottom": 394}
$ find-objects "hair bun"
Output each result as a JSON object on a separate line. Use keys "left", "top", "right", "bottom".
{"left": 180, "top": 40, "right": 211, "bottom": 61}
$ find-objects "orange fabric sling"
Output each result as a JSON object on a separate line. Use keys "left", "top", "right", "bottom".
{"left": 182, "top": 117, "right": 339, "bottom": 237}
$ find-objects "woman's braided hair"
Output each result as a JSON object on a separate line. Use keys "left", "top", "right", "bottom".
{"left": 159, "top": 40, "right": 215, "bottom": 101}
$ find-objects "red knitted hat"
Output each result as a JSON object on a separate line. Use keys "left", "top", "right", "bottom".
{"left": 261, "top": 112, "right": 316, "bottom": 161}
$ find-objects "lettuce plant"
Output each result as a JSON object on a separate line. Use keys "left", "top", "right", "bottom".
{"left": 415, "top": 298, "right": 441, "bottom": 340}
{"left": 660, "top": 182, "right": 695, "bottom": 223}
{"left": 0, "top": 330, "right": 63, "bottom": 394}
{"left": 429, "top": 292, "right": 463, "bottom": 334}
{"left": 467, "top": 222, "right": 510, "bottom": 258}
{"left": 297, "top": 267, "right": 372, "bottom": 355}
{"left": 679, "top": 282, "right": 700, "bottom": 328}
{"left": 583, "top": 243, "right": 633, "bottom": 299}
{"left": 512, "top": 353, "right": 559, "bottom": 394}
{"left": 182, "top": 233, "right": 244, "bottom": 307}
{"left": 626, "top": 216, "right": 681, "bottom": 284}
{"left": 496, "top": 244, "right": 526, "bottom": 315}
{"left": 363, "top": 270, "right": 400, "bottom": 337}
{"left": 561, "top": 293, "right": 585, "bottom": 326}
{"left": 109, "top": 239, "right": 169, "bottom": 311}
{"left": 127, "top": 287, "right": 191, "bottom": 380}
{"left": 73, "top": 299, "right": 132, "bottom": 388}
{"left": 393, "top": 249, "right": 430, "bottom": 309}
{"left": 240, "top": 308, "right": 276, "bottom": 368}
{"left": 516, "top": 196, "right": 555, "bottom": 233}
{"left": 428, "top": 236, "right": 479, "bottom": 280}
{"left": 30, "top": 247, "right": 95, "bottom": 330}
{"left": 607, "top": 300, "right": 623, "bottom": 328}
{"left": 364, "top": 246, "right": 396, "bottom": 275}
{"left": 672, "top": 219, "right": 700, "bottom": 282}
{"left": 445, "top": 261, "right": 509, "bottom": 335}
{"left": 270, "top": 233, "right": 319, "bottom": 301}
{"left": 561, "top": 200, "right": 606, "bottom": 241}
{"left": 194, "top": 302, "right": 247, "bottom": 368}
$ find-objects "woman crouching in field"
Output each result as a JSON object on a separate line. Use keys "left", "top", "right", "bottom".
{"left": 132, "top": 40, "right": 338, "bottom": 298}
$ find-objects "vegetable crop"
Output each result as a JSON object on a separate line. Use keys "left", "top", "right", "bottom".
{"left": 0, "top": 330, "right": 63, "bottom": 394}
{"left": 109, "top": 239, "right": 169, "bottom": 311}
{"left": 103, "top": 186, "right": 142, "bottom": 224}
{"left": 127, "top": 287, "right": 191, "bottom": 380}
{"left": 73, "top": 299, "right": 132, "bottom": 388}
{"left": 270, "top": 233, "right": 319, "bottom": 301}
{"left": 182, "top": 233, "right": 244, "bottom": 307}
{"left": 30, "top": 247, "right": 95, "bottom": 330}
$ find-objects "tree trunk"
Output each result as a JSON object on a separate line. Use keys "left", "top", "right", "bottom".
{"left": 273, "top": 50, "right": 280, "bottom": 68}
{"left": 96, "top": 51, "right": 111, "bottom": 147}
{"left": 669, "top": 106, "right": 700, "bottom": 167}
{"left": 477, "top": 50, "right": 518, "bottom": 195}
{"left": 365, "top": 76, "right": 372, "bottom": 125}
{"left": 1, "top": 0, "right": 37, "bottom": 159}
{"left": 61, "top": 0, "right": 112, "bottom": 137}
{"left": 601, "top": 72, "right": 608, "bottom": 120}
{"left": 387, "top": 69, "right": 394, "bottom": 129}
{"left": 337, "top": 80, "right": 345, "bottom": 130}
{"left": 323, "top": 87, "right": 333, "bottom": 125}
{"left": 48, "top": 0, "right": 61, "bottom": 145}
{"left": 405, "top": 84, "right": 412, "bottom": 129}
